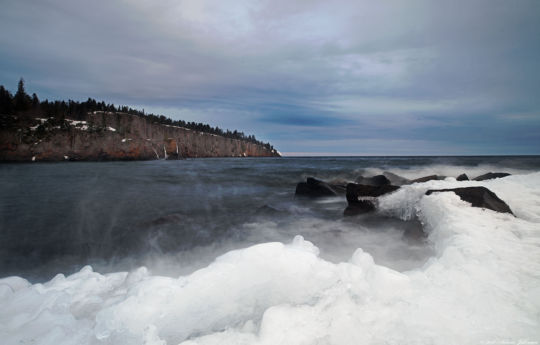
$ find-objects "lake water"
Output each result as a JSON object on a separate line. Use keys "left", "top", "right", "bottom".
{"left": 1, "top": 156, "right": 540, "bottom": 344}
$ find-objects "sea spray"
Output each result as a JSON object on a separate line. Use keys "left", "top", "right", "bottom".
{"left": 1, "top": 157, "right": 540, "bottom": 344}
{"left": 1, "top": 172, "right": 539, "bottom": 344}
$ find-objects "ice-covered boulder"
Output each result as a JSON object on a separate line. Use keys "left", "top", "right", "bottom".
{"left": 344, "top": 183, "right": 400, "bottom": 216}
{"left": 425, "top": 186, "right": 513, "bottom": 215}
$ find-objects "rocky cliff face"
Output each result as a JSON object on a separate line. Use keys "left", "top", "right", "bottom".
{"left": 0, "top": 112, "right": 280, "bottom": 161}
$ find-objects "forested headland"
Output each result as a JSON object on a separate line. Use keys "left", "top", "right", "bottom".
{"left": 0, "top": 79, "right": 274, "bottom": 151}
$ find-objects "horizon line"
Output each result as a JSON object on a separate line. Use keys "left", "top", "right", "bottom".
{"left": 280, "top": 152, "right": 540, "bottom": 157}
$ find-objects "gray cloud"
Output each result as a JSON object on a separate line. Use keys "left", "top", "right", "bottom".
{"left": 1, "top": 0, "right": 539, "bottom": 154}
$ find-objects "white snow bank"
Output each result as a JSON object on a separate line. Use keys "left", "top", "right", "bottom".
{"left": 1, "top": 173, "right": 540, "bottom": 345}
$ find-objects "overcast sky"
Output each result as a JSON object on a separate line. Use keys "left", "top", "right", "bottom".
{"left": 1, "top": 0, "right": 539, "bottom": 155}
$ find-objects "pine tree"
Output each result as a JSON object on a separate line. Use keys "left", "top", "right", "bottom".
{"left": 0, "top": 85, "right": 14, "bottom": 115}
{"left": 32, "top": 93, "right": 40, "bottom": 108}
{"left": 14, "top": 78, "right": 31, "bottom": 112}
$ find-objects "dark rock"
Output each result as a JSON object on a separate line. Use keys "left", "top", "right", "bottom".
{"left": 343, "top": 200, "right": 376, "bottom": 216}
{"left": 383, "top": 172, "right": 411, "bottom": 186}
{"left": 344, "top": 183, "right": 399, "bottom": 216}
{"left": 355, "top": 175, "right": 391, "bottom": 186}
{"left": 330, "top": 184, "right": 347, "bottom": 194}
{"left": 473, "top": 172, "right": 511, "bottom": 181}
{"left": 295, "top": 177, "right": 337, "bottom": 198}
{"left": 456, "top": 173, "right": 469, "bottom": 181}
{"left": 346, "top": 183, "right": 400, "bottom": 203}
{"left": 426, "top": 187, "right": 513, "bottom": 215}
{"left": 411, "top": 175, "right": 446, "bottom": 183}
{"left": 327, "top": 179, "right": 348, "bottom": 194}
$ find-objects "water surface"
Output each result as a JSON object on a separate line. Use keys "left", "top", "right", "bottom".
{"left": 1, "top": 156, "right": 539, "bottom": 281}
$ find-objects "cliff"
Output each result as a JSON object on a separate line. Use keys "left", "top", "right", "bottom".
{"left": 0, "top": 112, "right": 280, "bottom": 161}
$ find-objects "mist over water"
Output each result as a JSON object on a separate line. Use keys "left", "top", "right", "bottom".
{"left": 2, "top": 156, "right": 540, "bottom": 345}
{"left": 1, "top": 156, "right": 539, "bottom": 282}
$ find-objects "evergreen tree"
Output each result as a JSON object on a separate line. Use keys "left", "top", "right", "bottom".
{"left": 31, "top": 93, "right": 40, "bottom": 108}
{"left": 0, "top": 80, "right": 274, "bottom": 149}
{"left": 0, "top": 86, "right": 14, "bottom": 115}
{"left": 14, "top": 78, "right": 31, "bottom": 112}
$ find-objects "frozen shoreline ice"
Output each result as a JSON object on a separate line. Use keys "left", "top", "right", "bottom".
{"left": 1, "top": 173, "right": 540, "bottom": 345}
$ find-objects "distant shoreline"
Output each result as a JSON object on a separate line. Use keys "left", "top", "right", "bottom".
{"left": 0, "top": 112, "right": 280, "bottom": 162}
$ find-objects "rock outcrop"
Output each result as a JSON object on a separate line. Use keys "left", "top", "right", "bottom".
{"left": 346, "top": 183, "right": 400, "bottom": 201}
{"left": 456, "top": 173, "right": 469, "bottom": 181}
{"left": 355, "top": 175, "right": 391, "bottom": 186}
{"left": 344, "top": 183, "right": 400, "bottom": 216}
{"left": 295, "top": 177, "right": 338, "bottom": 198}
{"left": 426, "top": 187, "right": 513, "bottom": 215}
{"left": 383, "top": 172, "right": 411, "bottom": 186}
{"left": 411, "top": 175, "right": 446, "bottom": 183}
{"left": 0, "top": 112, "right": 280, "bottom": 161}
{"left": 343, "top": 200, "right": 376, "bottom": 216}
{"left": 473, "top": 172, "right": 511, "bottom": 181}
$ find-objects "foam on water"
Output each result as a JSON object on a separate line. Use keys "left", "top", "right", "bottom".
{"left": 1, "top": 172, "right": 540, "bottom": 344}
{"left": 358, "top": 162, "right": 536, "bottom": 181}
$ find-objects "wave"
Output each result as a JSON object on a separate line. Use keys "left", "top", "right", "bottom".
{"left": 1, "top": 172, "right": 540, "bottom": 344}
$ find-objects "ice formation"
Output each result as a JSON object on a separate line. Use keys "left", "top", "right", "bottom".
{"left": 1, "top": 173, "right": 540, "bottom": 345}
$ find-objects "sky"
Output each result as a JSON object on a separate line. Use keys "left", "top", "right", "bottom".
{"left": 1, "top": 0, "right": 539, "bottom": 155}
